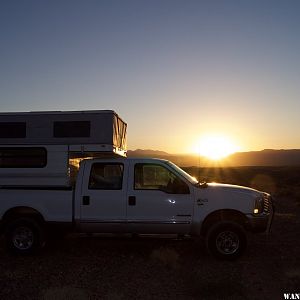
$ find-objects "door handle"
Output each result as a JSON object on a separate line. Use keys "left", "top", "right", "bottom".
{"left": 82, "top": 196, "right": 90, "bottom": 205}
{"left": 128, "top": 196, "right": 136, "bottom": 206}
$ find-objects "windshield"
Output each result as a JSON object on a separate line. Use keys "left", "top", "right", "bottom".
{"left": 165, "top": 161, "right": 198, "bottom": 184}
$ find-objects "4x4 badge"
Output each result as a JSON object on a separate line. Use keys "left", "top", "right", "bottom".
{"left": 197, "top": 198, "right": 208, "bottom": 205}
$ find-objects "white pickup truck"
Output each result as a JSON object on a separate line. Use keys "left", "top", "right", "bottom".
{"left": 0, "top": 157, "right": 274, "bottom": 259}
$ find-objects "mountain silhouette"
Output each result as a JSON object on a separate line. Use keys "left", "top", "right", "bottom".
{"left": 127, "top": 149, "right": 300, "bottom": 167}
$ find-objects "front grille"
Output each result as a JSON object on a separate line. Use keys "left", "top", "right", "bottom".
{"left": 263, "top": 194, "right": 271, "bottom": 213}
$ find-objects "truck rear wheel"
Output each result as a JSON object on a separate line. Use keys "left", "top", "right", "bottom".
{"left": 206, "top": 222, "right": 247, "bottom": 260}
{"left": 5, "top": 218, "right": 45, "bottom": 254}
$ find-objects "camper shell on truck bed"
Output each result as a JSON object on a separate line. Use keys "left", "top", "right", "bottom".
{"left": 0, "top": 110, "right": 127, "bottom": 187}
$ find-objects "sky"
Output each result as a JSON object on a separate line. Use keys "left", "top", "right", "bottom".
{"left": 0, "top": 0, "right": 300, "bottom": 154}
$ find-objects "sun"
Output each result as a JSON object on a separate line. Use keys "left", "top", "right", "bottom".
{"left": 192, "top": 134, "right": 240, "bottom": 160}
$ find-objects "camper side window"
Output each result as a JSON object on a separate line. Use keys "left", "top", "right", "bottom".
{"left": 89, "top": 163, "right": 123, "bottom": 190}
{"left": 0, "top": 148, "right": 47, "bottom": 168}
{"left": 53, "top": 121, "right": 90, "bottom": 138}
{"left": 0, "top": 122, "right": 26, "bottom": 138}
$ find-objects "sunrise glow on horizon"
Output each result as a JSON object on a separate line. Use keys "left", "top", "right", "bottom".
{"left": 191, "top": 134, "right": 241, "bottom": 160}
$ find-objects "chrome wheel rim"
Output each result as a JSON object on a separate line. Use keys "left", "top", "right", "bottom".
{"left": 216, "top": 231, "right": 239, "bottom": 255}
{"left": 13, "top": 226, "right": 34, "bottom": 250}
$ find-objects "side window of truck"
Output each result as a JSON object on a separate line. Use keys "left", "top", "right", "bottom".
{"left": 134, "top": 164, "right": 189, "bottom": 194}
{"left": 89, "top": 163, "right": 123, "bottom": 190}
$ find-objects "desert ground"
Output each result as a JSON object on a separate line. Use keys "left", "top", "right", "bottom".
{"left": 0, "top": 167, "right": 299, "bottom": 300}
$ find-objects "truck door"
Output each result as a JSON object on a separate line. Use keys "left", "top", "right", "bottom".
{"left": 126, "top": 162, "right": 194, "bottom": 234}
{"left": 79, "top": 160, "right": 128, "bottom": 232}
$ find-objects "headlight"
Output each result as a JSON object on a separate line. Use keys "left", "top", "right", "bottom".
{"left": 254, "top": 196, "right": 264, "bottom": 214}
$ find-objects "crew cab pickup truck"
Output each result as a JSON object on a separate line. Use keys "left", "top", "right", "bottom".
{"left": 0, "top": 158, "right": 274, "bottom": 259}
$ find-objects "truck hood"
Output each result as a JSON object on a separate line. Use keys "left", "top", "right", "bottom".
{"left": 205, "top": 182, "right": 262, "bottom": 197}
{"left": 193, "top": 182, "right": 264, "bottom": 213}
{"left": 200, "top": 182, "right": 263, "bottom": 199}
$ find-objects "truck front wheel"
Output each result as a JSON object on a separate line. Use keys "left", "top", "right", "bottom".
{"left": 5, "top": 218, "right": 45, "bottom": 254}
{"left": 206, "top": 222, "right": 247, "bottom": 260}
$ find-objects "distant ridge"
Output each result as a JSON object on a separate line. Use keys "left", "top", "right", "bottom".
{"left": 127, "top": 149, "right": 171, "bottom": 157}
{"left": 226, "top": 149, "right": 300, "bottom": 167}
{"left": 127, "top": 149, "right": 300, "bottom": 167}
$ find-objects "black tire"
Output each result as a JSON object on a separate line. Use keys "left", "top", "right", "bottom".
{"left": 206, "top": 221, "right": 247, "bottom": 260}
{"left": 5, "top": 217, "right": 45, "bottom": 255}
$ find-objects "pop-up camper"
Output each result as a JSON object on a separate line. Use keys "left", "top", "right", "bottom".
{"left": 0, "top": 110, "right": 127, "bottom": 186}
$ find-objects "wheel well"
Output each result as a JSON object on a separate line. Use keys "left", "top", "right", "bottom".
{"left": 200, "top": 209, "right": 247, "bottom": 237}
{"left": 2, "top": 206, "right": 45, "bottom": 227}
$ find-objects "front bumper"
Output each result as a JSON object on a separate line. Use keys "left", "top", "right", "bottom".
{"left": 245, "top": 196, "right": 275, "bottom": 233}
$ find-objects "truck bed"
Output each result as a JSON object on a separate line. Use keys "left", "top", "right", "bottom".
{"left": 0, "top": 188, "right": 73, "bottom": 223}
